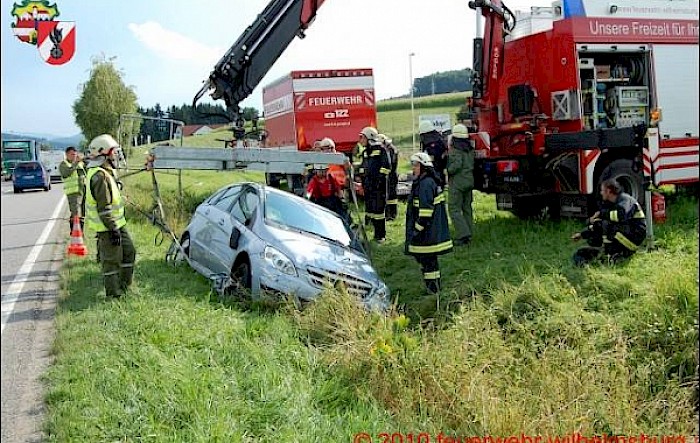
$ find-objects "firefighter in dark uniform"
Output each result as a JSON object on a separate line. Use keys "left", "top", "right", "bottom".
{"left": 378, "top": 133, "right": 399, "bottom": 221}
{"left": 359, "top": 126, "right": 390, "bottom": 243}
{"left": 571, "top": 178, "right": 646, "bottom": 266}
{"left": 446, "top": 123, "right": 475, "bottom": 246}
{"left": 59, "top": 146, "right": 86, "bottom": 234}
{"left": 418, "top": 120, "right": 448, "bottom": 184}
{"left": 85, "top": 134, "right": 136, "bottom": 298}
{"left": 405, "top": 152, "right": 453, "bottom": 293}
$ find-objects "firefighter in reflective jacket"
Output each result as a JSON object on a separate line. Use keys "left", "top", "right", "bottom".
{"left": 378, "top": 133, "right": 399, "bottom": 221}
{"left": 405, "top": 152, "right": 453, "bottom": 293}
{"left": 571, "top": 178, "right": 646, "bottom": 266}
{"left": 360, "top": 126, "right": 390, "bottom": 242}
{"left": 85, "top": 134, "right": 136, "bottom": 298}
{"left": 59, "top": 146, "right": 86, "bottom": 234}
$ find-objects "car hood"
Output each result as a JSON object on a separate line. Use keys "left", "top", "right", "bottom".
{"left": 265, "top": 225, "right": 380, "bottom": 280}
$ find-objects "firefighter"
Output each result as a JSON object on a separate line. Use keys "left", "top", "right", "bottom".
{"left": 418, "top": 120, "right": 448, "bottom": 184}
{"left": 378, "top": 133, "right": 399, "bottom": 221}
{"left": 446, "top": 123, "right": 475, "bottom": 246}
{"left": 59, "top": 146, "right": 86, "bottom": 234}
{"left": 571, "top": 178, "right": 646, "bottom": 266}
{"left": 85, "top": 134, "right": 136, "bottom": 298}
{"left": 359, "top": 126, "right": 390, "bottom": 243}
{"left": 405, "top": 152, "right": 453, "bottom": 294}
{"left": 305, "top": 163, "right": 347, "bottom": 221}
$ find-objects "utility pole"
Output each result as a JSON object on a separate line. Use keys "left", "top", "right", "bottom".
{"left": 409, "top": 52, "right": 416, "bottom": 150}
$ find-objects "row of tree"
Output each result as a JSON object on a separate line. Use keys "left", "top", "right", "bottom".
{"left": 413, "top": 68, "right": 474, "bottom": 98}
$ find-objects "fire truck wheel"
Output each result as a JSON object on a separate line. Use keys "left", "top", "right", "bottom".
{"left": 598, "top": 159, "right": 645, "bottom": 206}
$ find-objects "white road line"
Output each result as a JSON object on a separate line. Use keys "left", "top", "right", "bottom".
{"left": 1, "top": 195, "right": 66, "bottom": 334}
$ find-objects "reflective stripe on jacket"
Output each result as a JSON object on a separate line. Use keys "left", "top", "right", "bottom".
{"left": 85, "top": 167, "right": 126, "bottom": 232}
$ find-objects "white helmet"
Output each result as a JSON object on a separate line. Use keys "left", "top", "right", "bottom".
{"left": 88, "top": 134, "right": 119, "bottom": 158}
{"left": 410, "top": 152, "right": 433, "bottom": 167}
{"left": 359, "top": 126, "right": 379, "bottom": 141}
{"left": 319, "top": 137, "right": 336, "bottom": 151}
{"left": 418, "top": 120, "right": 436, "bottom": 134}
{"left": 451, "top": 123, "right": 470, "bottom": 139}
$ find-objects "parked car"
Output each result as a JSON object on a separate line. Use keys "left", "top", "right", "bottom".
{"left": 12, "top": 161, "right": 51, "bottom": 193}
{"left": 176, "top": 182, "right": 389, "bottom": 311}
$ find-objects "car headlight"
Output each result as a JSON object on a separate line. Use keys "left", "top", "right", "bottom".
{"left": 264, "top": 246, "right": 297, "bottom": 276}
{"left": 374, "top": 283, "right": 389, "bottom": 300}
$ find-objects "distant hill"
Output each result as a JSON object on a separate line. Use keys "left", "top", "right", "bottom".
{"left": 1, "top": 132, "right": 84, "bottom": 150}
{"left": 49, "top": 134, "right": 85, "bottom": 149}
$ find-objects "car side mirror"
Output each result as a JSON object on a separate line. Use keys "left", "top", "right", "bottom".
{"left": 229, "top": 228, "right": 241, "bottom": 249}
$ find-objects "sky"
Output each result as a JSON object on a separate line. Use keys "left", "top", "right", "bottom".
{"left": 0, "top": 0, "right": 545, "bottom": 137}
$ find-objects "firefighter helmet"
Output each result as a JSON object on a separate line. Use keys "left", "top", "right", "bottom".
{"left": 451, "top": 123, "right": 470, "bottom": 139}
{"left": 359, "top": 126, "right": 379, "bottom": 141}
{"left": 319, "top": 137, "right": 336, "bottom": 151}
{"left": 418, "top": 120, "right": 436, "bottom": 134}
{"left": 410, "top": 152, "right": 433, "bottom": 167}
{"left": 88, "top": 134, "right": 119, "bottom": 158}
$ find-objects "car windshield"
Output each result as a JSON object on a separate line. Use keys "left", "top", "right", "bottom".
{"left": 15, "top": 162, "right": 41, "bottom": 172}
{"left": 264, "top": 190, "right": 351, "bottom": 246}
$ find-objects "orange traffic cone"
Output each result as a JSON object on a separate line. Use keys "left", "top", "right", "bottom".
{"left": 67, "top": 215, "right": 88, "bottom": 257}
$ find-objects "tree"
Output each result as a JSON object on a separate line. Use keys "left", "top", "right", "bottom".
{"left": 73, "top": 56, "right": 139, "bottom": 148}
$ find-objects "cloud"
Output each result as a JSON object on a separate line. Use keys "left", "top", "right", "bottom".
{"left": 128, "top": 21, "right": 223, "bottom": 65}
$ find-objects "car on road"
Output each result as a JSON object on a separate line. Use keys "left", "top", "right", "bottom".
{"left": 176, "top": 182, "right": 389, "bottom": 311}
{"left": 12, "top": 161, "right": 51, "bottom": 193}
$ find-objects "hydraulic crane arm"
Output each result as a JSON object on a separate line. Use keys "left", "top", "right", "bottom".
{"left": 469, "top": 0, "right": 515, "bottom": 112}
{"left": 193, "top": 0, "right": 326, "bottom": 121}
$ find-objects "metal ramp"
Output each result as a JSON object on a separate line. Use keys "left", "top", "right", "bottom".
{"left": 150, "top": 145, "right": 347, "bottom": 173}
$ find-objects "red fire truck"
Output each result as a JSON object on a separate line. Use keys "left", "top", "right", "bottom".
{"left": 468, "top": 0, "right": 699, "bottom": 218}
{"left": 262, "top": 68, "right": 377, "bottom": 154}
{"left": 193, "top": 0, "right": 697, "bottom": 217}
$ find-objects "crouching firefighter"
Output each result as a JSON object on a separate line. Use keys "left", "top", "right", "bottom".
{"left": 405, "top": 152, "right": 453, "bottom": 293}
{"left": 571, "top": 178, "right": 646, "bottom": 266}
{"left": 85, "top": 134, "right": 136, "bottom": 298}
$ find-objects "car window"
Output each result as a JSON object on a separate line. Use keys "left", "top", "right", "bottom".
{"left": 264, "top": 190, "right": 351, "bottom": 246}
{"left": 16, "top": 163, "right": 41, "bottom": 172}
{"left": 212, "top": 186, "right": 241, "bottom": 211}
{"left": 231, "top": 188, "right": 259, "bottom": 223}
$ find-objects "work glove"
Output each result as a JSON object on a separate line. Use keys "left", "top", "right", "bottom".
{"left": 109, "top": 230, "right": 122, "bottom": 246}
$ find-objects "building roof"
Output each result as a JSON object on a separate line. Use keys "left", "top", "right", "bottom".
{"left": 180, "top": 124, "right": 228, "bottom": 137}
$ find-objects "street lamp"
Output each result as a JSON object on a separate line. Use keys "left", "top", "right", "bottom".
{"left": 409, "top": 52, "right": 416, "bottom": 150}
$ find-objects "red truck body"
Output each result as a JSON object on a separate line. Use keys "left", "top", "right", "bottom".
{"left": 262, "top": 69, "right": 377, "bottom": 154}
{"left": 469, "top": 0, "right": 699, "bottom": 218}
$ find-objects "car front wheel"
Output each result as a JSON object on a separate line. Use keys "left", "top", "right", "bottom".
{"left": 226, "top": 260, "right": 251, "bottom": 299}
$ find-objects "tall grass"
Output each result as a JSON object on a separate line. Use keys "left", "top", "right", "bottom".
{"left": 44, "top": 102, "right": 699, "bottom": 440}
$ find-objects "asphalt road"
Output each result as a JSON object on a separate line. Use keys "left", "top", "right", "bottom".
{"left": 1, "top": 179, "right": 67, "bottom": 443}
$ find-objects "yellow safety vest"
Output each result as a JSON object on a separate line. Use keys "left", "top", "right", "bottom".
{"left": 85, "top": 167, "right": 126, "bottom": 232}
{"left": 61, "top": 160, "right": 84, "bottom": 195}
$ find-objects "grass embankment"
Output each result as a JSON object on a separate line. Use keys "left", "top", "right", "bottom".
{"left": 45, "top": 94, "right": 698, "bottom": 441}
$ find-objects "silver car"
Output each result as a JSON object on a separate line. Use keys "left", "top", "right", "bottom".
{"left": 177, "top": 182, "right": 389, "bottom": 310}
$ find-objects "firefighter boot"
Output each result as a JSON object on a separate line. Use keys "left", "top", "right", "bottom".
{"left": 426, "top": 278, "right": 441, "bottom": 294}
{"left": 104, "top": 272, "right": 123, "bottom": 299}
{"left": 120, "top": 264, "right": 134, "bottom": 292}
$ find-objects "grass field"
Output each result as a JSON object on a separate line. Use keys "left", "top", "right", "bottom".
{"left": 45, "top": 94, "right": 698, "bottom": 441}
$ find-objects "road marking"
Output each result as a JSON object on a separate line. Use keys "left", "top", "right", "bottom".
{"left": 1, "top": 195, "right": 66, "bottom": 334}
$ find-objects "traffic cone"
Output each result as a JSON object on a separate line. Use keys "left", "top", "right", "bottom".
{"left": 67, "top": 215, "right": 88, "bottom": 257}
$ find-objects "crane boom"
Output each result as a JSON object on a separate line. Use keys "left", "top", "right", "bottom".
{"left": 193, "top": 0, "right": 326, "bottom": 120}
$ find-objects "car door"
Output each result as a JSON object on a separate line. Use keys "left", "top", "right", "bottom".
{"left": 194, "top": 186, "right": 241, "bottom": 273}
{"left": 210, "top": 185, "right": 260, "bottom": 275}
